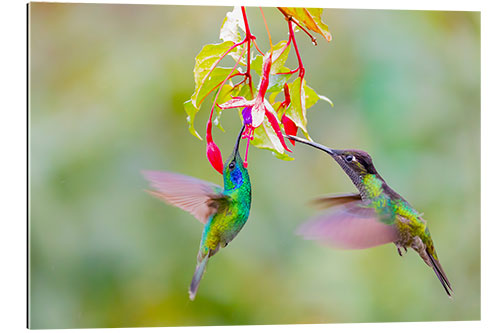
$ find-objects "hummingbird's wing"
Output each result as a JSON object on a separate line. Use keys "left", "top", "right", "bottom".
{"left": 311, "top": 193, "right": 362, "bottom": 208}
{"left": 142, "top": 170, "right": 228, "bottom": 224}
{"left": 297, "top": 201, "right": 398, "bottom": 249}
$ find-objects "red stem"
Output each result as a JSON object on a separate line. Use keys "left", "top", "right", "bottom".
{"left": 241, "top": 6, "right": 254, "bottom": 96}
{"left": 272, "top": 19, "right": 305, "bottom": 78}
{"left": 276, "top": 68, "right": 299, "bottom": 76}
{"left": 252, "top": 39, "right": 265, "bottom": 56}
{"left": 288, "top": 19, "right": 305, "bottom": 78}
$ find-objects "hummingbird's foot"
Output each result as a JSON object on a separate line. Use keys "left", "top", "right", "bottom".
{"left": 397, "top": 245, "right": 408, "bottom": 257}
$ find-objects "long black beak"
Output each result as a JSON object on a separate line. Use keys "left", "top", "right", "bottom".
{"left": 233, "top": 125, "right": 246, "bottom": 155}
{"left": 286, "top": 135, "right": 341, "bottom": 156}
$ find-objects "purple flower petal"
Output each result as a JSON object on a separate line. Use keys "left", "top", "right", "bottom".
{"left": 242, "top": 106, "right": 252, "bottom": 125}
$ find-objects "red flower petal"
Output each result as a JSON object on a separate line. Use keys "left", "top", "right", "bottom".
{"left": 265, "top": 109, "right": 292, "bottom": 153}
{"left": 205, "top": 120, "right": 223, "bottom": 174}
{"left": 258, "top": 55, "right": 272, "bottom": 99}
{"left": 206, "top": 140, "right": 223, "bottom": 175}
{"left": 218, "top": 96, "right": 254, "bottom": 109}
{"left": 283, "top": 83, "right": 291, "bottom": 107}
{"left": 281, "top": 115, "right": 298, "bottom": 146}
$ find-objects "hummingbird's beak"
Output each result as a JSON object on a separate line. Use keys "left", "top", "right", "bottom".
{"left": 285, "top": 135, "right": 341, "bottom": 156}
{"left": 233, "top": 125, "right": 246, "bottom": 155}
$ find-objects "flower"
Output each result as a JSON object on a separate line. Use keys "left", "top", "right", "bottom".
{"left": 205, "top": 122, "right": 224, "bottom": 174}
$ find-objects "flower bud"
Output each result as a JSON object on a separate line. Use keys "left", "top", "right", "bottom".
{"left": 206, "top": 140, "right": 224, "bottom": 175}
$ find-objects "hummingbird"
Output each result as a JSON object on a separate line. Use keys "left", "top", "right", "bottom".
{"left": 142, "top": 125, "right": 251, "bottom": 300}
{"left": 287, "top": 135, "right": 453, "bottom": 298}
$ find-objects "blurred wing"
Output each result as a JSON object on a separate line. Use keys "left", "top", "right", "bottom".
{"left": 142, "top": 170, "right": 227, "bottom": 224}
{"left": 297, "top": 201, "right": 398, "bottom": 249}
{"left": 312, "top": 193, "right": 362, "bottom": 208}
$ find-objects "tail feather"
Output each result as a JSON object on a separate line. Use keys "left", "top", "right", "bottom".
{"left": 426, "top": 249, "right": 453, "bottom": 298}
{"left": 189, "top": 255, "right": 209, "bottom": 301}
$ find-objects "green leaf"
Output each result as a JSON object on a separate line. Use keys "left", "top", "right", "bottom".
{"left": 288, "top": 77, "right": 309, "bottom": 139}
{"left": 252, "top": 55, "right": 263, "bottom": 76}
{"left": 270, "top": 40, "right": 291, "bottom": 74}
{"left": 252, "top": 40, "right": 291, "bottom": 77}
{"left": 279, "top": 7, "right": 332, "bottom": 42}
{"left": 220, "top": 7, "right": 245, "bottom": 43}
{"left": 193, "top": 41, "right": 235, "bottom": 93}
{"left": 184, "top": 41, "right": 236, "bottom": 139}
{"left": 252, "top": 117, "right": 293, "bottom": 160}
{"left": 211, "top": 84, "right": 234, "bottom": 132}
{"left": 183, "top": 100, "right": 202, "bottom": 140}
{"left": 184, "top": 68, "right": 234, "bottom": 139}
{"left": 236, "top": 82, "right": 254, "bottom": 100}
{"left": 304, "top": 83, "right": 319, "bottom": 109}
{"left": 273, "top": 151, "right": 295, "bottom": 161}
{"left": 287, "top": 79, "right": 332, "bottom": 139}
{"left": 267, "top": 72, "right": 291, "bottom": 94}
{"left": 195, "top": 67, "right": 234, "bottom": 106}
{"left": 269, "top": 91, "right": 280, "bottom": 104}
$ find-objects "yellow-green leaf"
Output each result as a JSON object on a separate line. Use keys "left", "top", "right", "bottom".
{"left": 211, "top": 84, "right": 234, "bottom": 132}
{"left": 267, "top": 72, "right": 291, "bottom": 94}
{"left": 252, "top": 117, "right": 293, "bottom": 160}
{"left": 184, "top": 41, "right": 237, "bottom": 139}
{"left": 287, "top": 77, "right": 322, "bottom": 140}
{"left": 192, "top": 41, "right": 236, "bottom": 105}
{"left": 251, "top": 54, "right": 263, "bottom": 76}
{"left": 270, "top": 40, "right": 291, "bottom": 74}
{"left": 279, "top": 7, "right": 332, "bottom": 42}
{"left": 194, "top": 67, "right": 234, "bottom": 106}
{"left": 252, "top": 40, "right": 291, "bottom": 77}
{"left": 183, "top": 100, "right": 202, "bottom": 140}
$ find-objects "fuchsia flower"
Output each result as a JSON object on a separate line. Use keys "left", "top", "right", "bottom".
{"left": 205, "top": 121, "right": 224, "bottom": 175}
{"left": 218, "top": 54, "right": 291, "bottom": 167}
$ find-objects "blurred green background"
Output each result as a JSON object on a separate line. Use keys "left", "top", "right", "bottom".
{"left": 29, "top": 3, "right": 480, "bottom": 329}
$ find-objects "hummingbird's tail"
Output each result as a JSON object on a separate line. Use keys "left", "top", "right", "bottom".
{"left": 189, "top": 255, "right": 209, "bottom": 301}
{"left": 426, "top": 249, "right": 453, "bottom": 298}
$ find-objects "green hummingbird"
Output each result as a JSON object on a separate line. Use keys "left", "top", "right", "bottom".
{"left": 143, "top": 126, "right": 251, "bottom": 300}
{"left": 287, "top": 135, "right": 453, "bottom": 298}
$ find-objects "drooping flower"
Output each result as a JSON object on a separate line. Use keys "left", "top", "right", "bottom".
{"left": 205, "top": 121, "right": 224, "bottom": 174}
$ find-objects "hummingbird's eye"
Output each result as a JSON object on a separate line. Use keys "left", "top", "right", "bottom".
{"left": 228, "top": 161, "right": 236, "bottom": 170}
{"left": 345, "top": 155, "right": 355, "bottom": 162}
